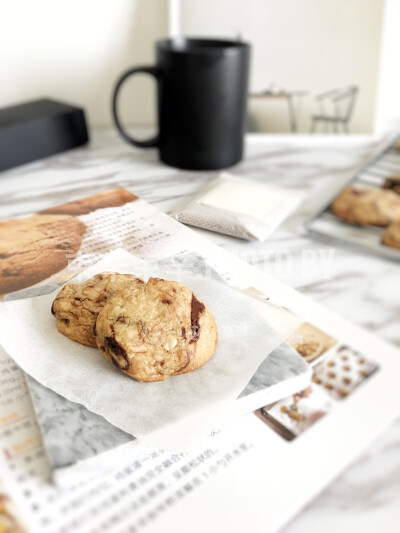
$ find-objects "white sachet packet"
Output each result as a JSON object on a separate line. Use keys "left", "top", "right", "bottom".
{"left": 170, "top": 173, "right": 303, "bottom": 241}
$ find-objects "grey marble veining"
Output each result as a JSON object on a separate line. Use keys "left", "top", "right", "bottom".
{"left": 1, "top": 130, "right": 399, "bottom": 532}
{"left": 27, "top": 377, "right": 133, "bottom": 469}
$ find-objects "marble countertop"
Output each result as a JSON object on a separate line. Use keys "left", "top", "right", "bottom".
{"left": 1, "top": 130, "right": 399, "bottom": 532}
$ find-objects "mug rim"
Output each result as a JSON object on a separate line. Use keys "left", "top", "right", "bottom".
{"left": 157, "top": 37, "right": 249, "bottom": 55}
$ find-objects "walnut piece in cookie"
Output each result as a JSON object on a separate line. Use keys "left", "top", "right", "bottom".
{"left": 330, "top": 185, "right": 400, "bottom": 226}
{"left": 382, "top": 221, "right": 400, "bottom": 250}
{"left": 52, "top": 272, "right": 144, "bottom": 347}
{"left": 95, "top": 277, "right": 218, "bottom": 382}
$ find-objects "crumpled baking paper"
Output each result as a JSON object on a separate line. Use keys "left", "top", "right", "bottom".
{"left": 0, "top": 249, "right": 301, "bottom": 451}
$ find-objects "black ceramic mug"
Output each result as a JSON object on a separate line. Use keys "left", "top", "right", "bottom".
{"left": 112, "top": 38, "right": 250, "bottom": 170}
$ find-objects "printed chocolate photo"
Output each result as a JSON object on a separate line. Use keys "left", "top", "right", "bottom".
{"left": 288, "top": 322, "right": 337, "bottom": 365}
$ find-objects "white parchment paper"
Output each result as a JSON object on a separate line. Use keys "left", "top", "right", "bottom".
{"left": 0, "top": 249, "right": 300, "bottom": 451}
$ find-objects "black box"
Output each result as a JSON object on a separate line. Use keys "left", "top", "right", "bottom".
{"left": 0, "top": 98, "right": 89, "bottom": 172}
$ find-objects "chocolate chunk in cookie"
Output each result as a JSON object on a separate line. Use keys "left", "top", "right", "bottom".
{"left": 382, "top": 177, "right": 400, "bottom": 195}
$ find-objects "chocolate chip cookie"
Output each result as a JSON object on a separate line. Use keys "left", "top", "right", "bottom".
{"left": 0, "top": 215, "right": 86, "bottom": 294}
{"left": 331, "top": 186, "right": 400, "bottom": 226}
{"left": 95, "top": 277, "right": 218, "bottom": 382}
{"left": 382, "top": 221, "right": 400, "bottom": 250}
{"left": 52, "top": 272, "right": 144, "bottom": 347}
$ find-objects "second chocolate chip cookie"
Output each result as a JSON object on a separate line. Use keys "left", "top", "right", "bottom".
{"left": 331, "top": 185, "right": 400, "bottom": 226}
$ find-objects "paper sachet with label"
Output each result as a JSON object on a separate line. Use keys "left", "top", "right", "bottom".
{"left": 170, "top": 173, "right": 303, "bottom": 241}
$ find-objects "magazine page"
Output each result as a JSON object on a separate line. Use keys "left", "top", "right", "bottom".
{"left": 0, "top": 345, "right": 265, "bottom": 533}
{"left": 1, "top": 188, "right": 400, "bottom": 533}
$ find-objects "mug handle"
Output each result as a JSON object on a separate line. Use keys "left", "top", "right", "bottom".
{"left": 112, "top": 66, "right": 160, "bottom": 148}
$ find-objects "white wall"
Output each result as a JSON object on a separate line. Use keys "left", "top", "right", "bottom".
{"left": 0, "top": 0, "right": 168, "bottom": 128}
{"left": 375, "top": 0, "right": 400, "bottom": 134}
{"left": 1, "top": 0, "right": 398, "bottom": 135}
{"left": 180, "top": 0, "right": 384, "bottom": 134}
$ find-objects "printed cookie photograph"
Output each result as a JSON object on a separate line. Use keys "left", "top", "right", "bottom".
{"left": 1, "top": 2, "right": 400, "bottom": 533}
{"left": 0, "top": 188, "right": 138, "bottom": 299}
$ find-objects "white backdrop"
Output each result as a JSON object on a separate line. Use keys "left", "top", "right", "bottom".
{"left": 375, "top": 0, "right": 400, "bottom": 134}
{"left": 0, "top": 0, "right": 399, "bottom": 135}
{"left": 179, "top": 0, "right": 384, "bottom": 134}
{"left": 0, "top": 0, "right": 168, "bottom": 129}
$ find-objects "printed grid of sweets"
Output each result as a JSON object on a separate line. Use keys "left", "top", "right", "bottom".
{"left": 256, "top": 331, "right": 379, "bottom": 441}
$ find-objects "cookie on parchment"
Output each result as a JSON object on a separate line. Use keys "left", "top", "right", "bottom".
{"left": 331, "top": 186, "right": 400, "bottom": 226}
{"left": 52, "top": 272, "right": 144, "bottom": 347}
{"left": 95, "top": 277, "right": 218, "bottom": 382}
{"left": 0, "top": 215, "right": 86, "bottom": 294}
{"left": 382, "top": 221, "right": 400, "bottom": 250}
